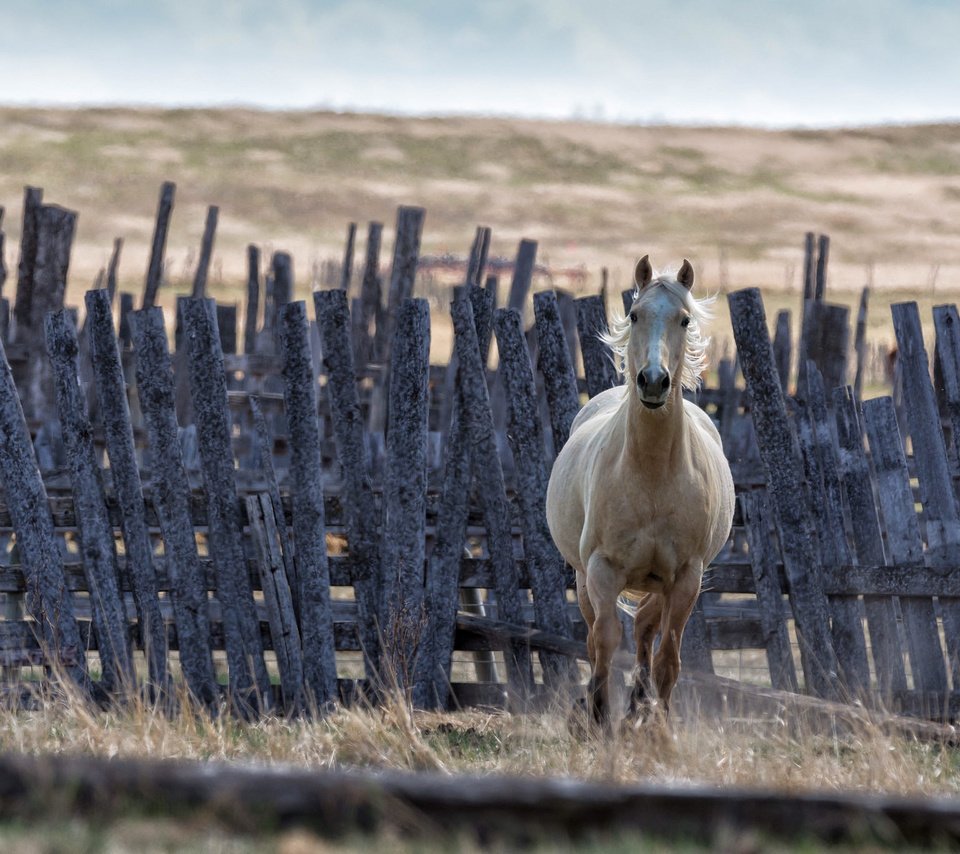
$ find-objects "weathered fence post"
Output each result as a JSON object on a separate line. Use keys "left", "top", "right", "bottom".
{"left": 340, "top": 222, "right": 356, "bottom": 292}
{"left": 181, "top": 298, "right": 271, "bottom": 713}
{"left": 314, "top": 289, "right": 380, "bottom": 680}
{"left": 243, "top": 245, "right": 260, "bottom": 355}
{"left": 0, "top": 334, "right": 86, "bottom": 688}
{"left": 245, "top": 492, "right": 304, "bottom": 714}
{"left": 739, "top": 492, "right": 798, "bottom": 692}
{"left": 377, "top": 206, "right": 424, "bottom": 363}
{"left": 380, "top": 298, "right": 430, "bottom": 693}
{"left": 142, "top": 181, "right": 174, "bottom": 310}
{"left": 727, "top": 287, "right": 839, "bottom": 699}
{"left": 106, "top": 237, "right": 122, "bottom": 306}
{"left": 508, "top": 239, "right": 537, "bottom": 324}
{"left": 356, "top": 221, "right": 383, "bottom": 365}
{"left": 451, "top": 297, "right": 534, "bottom": 701}
{"left": 794, "top": 364, "right": 869, "bottom": 696}
{"left": 533, "top": 291, "right": 581, "bottom": 457}
{"left": 494, "top": 307, "right": 576, "bottom": 685}
{"left": 86, "top": 289, "right": 169, "bottom": 693}
{"left": 129, "top": 308, "right": 218, "bottom": 710}
{"left": 46, "top": 310, "right": 134, "bottom": 694}
{"left": 861, "top": 396, "right": 948, "bottom": 702}
{"left": 190, "top": 205, "right": 218, "bottom": 299}
{"left": 832, "top": 386, "right": 907, "bottom": 701}
{"left": 277, "top": 301, "right": 339, "bottom": 708}
{"left": 576, "top": 295, "right": 619, "bottom": 398}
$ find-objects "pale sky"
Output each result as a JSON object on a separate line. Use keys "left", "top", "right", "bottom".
{"left": 2, "top": 0, "right": 959, "bottom": 127}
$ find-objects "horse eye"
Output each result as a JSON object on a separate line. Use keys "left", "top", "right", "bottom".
{"left": 629, "top": 312, "right": 637, "bottom": 324}
{"left": 681, "top": 316, "right": 691, "bottom": 328}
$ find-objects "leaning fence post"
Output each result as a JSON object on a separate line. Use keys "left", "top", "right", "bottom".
{"left": 379, "top": 298, "right": 431, "bottom": 693}
{"left": 142, "top": 181, "right": 174, "bottom": 310}
{"left": 278, "top": 301, "right": 339, "bottom": 707}
{"left": 243, "top": 245, "right": 261, "bottom": 355}
{"left": 494, "top": 307, "right": 576, "bottom": 685}
{"left": 190, "top": 205, "right": 218, "bottom": 300}
{"left": 861, "top": 395, "right": 948, "bottom": 701}
{"left": 377, "top": 206, "right": 424, "bottom": 363}
{"left": 576, "top": 294, "right": 618, "bottom": 398}
{"left": 86, "top": 289, "right": 169, "bottom": 693}
{"left": 508, "top": 239, "right": 537, "bottom": 324}
{"left": 46, "top": 309, "right": 134, "bottom": 695}
{"left": 533, "top": 291, "right": 581, "bottom": 457}
{"left": 0, "top": 334, "right": 86, "bottom": 689}
{"left": 832, "top": 386, "right": 907, "bottom": 701}
{"left": 727, "top": 287, "right": 839, "bottom": 699}
{"left": 451, "top": 298, "right": 534, "bottom": 701}
{"left": 129, "top": 307, "right": 218, "bottom": 710}
{"left": 181, "top": 297, "right": 271, "bottom": 713}
{"left": 314, "top": 289, "right": 380, "bottom": 680}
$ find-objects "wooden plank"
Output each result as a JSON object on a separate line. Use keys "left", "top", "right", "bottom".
{"left": 853, "top": 288, "right": 869, "bottom": 400}
{"left": 340, "top": 222, "right": 357, "bottom": 292}
{"left": 248, "top": 397, "right": 300, "bottom": 620}
{"left": 356, "top": 221, "right": 383, "bottom": 366}
{"left": 576, "top": 294, "right": 618, "bottom": 398}
{"left": 314, "top": 288, "right": 380, "bottom": 679}
{"left": 181, "top": 297, "right": 271, "bottom": 712}
{"left": 832, "top": 386, "right": 906, "bottom": 699}
{"left": 861, "top": 396, "right": 947, "bottom": 696}
{"left": 794, "top": 364, "right": 869, "bottom": 695}
{"left": 129, "top": 307, "right": 218, "bottom": 709}
{"left": 106, "top": 236, "right": 122, "bottom": 306}
{"left": 739, "top": 492, "right": 798, "bottom": 692}
{"left": 190, "top": 205, "right": 218, "bottom": 299}
{"left": 467, "top": 226, "right": 491, "bottom": 287}
{"left": 773, "top": 310, "right": 791, "bottom": 392}
{"left": 451, "top": 298, "right": 534, "bottom": 700}
{"left": 891, "top": 301, "right": 960, "bottom": 682}
{"left": 378, "top": 206, "right": 424, "bottom": 362}
{"left": 418, "top": 320, "right": 473, "bottom": 708}
{"left": 244, "top": 493, "right": 303, "bottom": 713}
{"left": 243, "top": 245, "right": 260, "bottom": 355}
{"left": 815, "top": 233, "right": 830, "bottom": 300}
{"left": 0, "top": 329, "right": 86, "bottom": 688}
{"left": 533, "top": 291, "right": 581, "bottom": 457}
{"left": 379, "top": 298, "right": 430, "bottom": 691}
{"left": 277, "top": 301, "right": 339, "bottom": 707}
{"left": 141, "top": 181, "right": 174, "bottom": 310}
{"left": 727, "top": 287, "right": 839, "bottom": 699}
{"left": 12, "top": 186, "right": 43, "bottom": 334}
{"left": 493, "top": 307, "right": 575, "bottom": 685}
{"left": 45, "top": 309, "right": 134, "bottom": 694}
{"left": 507, "top": 239, "right": 537, "bottom": 324}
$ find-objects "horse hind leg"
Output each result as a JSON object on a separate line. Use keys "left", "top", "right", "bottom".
{"left": 653, "top": 562, "right": 702, "bottom": 715}
{"left": 626, "top": 593, "right": 663, "bottom": 724}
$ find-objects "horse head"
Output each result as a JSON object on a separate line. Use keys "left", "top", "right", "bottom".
{"left": 626, "top": 256, "right": 696, "bottom": 410}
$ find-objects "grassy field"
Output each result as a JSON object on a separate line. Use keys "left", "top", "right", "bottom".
{"left": 2, "top": 108, "right": 960, "bottom": 361}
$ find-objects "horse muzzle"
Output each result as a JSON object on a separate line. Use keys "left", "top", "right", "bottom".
{"left": 637, "top": 367, "right": 670, "bottom": 409}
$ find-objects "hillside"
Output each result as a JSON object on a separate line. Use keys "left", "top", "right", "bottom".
{"left": 1, "top": 107, "right": 959, "bottom": 350}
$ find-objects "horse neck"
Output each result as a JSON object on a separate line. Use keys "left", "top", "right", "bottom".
{"left": 619, "top": 384, "right": 686, "bottom": 470}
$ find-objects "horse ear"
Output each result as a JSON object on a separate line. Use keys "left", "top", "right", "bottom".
{"left": 677, "top": 259, "right": 694, "bottom": 290}
{"left": 635, "top": 255, "right": 653, "bottom": 289}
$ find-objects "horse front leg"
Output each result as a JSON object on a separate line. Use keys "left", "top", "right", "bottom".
{"left": 584, "top": 553, "right": 624, "bottom": 729}
{"left": 654, "top": 561, "right": 703, "bottom": 715}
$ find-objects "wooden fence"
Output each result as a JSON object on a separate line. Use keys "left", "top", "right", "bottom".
{"left": 1, "top": 185, "right": 959, "bottom": 721}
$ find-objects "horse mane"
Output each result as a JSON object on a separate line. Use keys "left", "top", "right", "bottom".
{"left": 601, "top": 266, "right": 715, "bottom": 391}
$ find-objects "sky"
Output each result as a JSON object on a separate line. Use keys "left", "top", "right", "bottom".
{"left": 2, "top": 0, "right": 959, "bottom": 127}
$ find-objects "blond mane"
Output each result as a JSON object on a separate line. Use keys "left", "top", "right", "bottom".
{"left": 601, "top": 268, "right": 715, "bottom": 391}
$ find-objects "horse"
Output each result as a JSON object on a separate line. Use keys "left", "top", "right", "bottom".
{"left": 545, "top": 256, "right": 735, "bottom": 728}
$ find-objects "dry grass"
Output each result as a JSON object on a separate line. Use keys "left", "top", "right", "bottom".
{"left": 2, "top": 679, "right": 959, "bottom": 801}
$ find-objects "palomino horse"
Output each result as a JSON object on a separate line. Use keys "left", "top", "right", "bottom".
{"left": 546, "top": 256, "right": 734, "bottom": 727}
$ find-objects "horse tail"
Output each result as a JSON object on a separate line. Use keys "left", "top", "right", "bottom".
{"left": 616, "top": 592, "right": 643, "bottom": 619}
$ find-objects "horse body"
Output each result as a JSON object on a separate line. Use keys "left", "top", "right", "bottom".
{"left": 545, "top": 257, "right": 734, "bottom": 726}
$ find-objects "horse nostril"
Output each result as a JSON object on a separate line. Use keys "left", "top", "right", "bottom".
{"left": 661, "top": 374, "right": 670, "bottom": 392}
